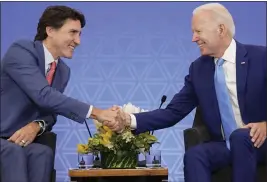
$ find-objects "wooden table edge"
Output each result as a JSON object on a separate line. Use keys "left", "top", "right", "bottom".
{"left": 69, "top": 168, "right": 168, "bottom": 177}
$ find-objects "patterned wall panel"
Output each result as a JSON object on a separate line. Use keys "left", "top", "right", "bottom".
{"left": 1, "top": 2, "right": 266, "bottom": 182}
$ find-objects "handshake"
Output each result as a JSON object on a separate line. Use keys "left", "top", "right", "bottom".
{"left": 92, "top": 105, "right": 131, "bottom": 133}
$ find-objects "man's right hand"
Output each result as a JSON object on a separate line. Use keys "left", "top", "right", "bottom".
{"left": 91, "top": 108, "right": 118, "bottom": 124}
{"left": 104, "top": 106, "right": 132, "bottom": 133}
{"left": 90, "top": 106, "right": 131, "bottom": 133}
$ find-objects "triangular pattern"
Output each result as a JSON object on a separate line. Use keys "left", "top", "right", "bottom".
{"left": 65, "top": 84, "right": 88, "bottom": 102}
{"left": 98, "top": 61, "right": 119, "bottom": 78}
{"left": 62, "top": 152, "right": 79, "bottom": 169}
{"left": 128, "top": 36, "right": 151, "bottom": 56}
{"left": 81, "top": 63, "right": 104, "bottom": 81}
{"left": 161, "top": 38, "right": 181, "bottom": 56}
{"left": 80, "top": 82, "right": 103, "bottom": 103}
{"left": 82, "top": 36, "right": 102, "bottom": 56}
{"left": 144, "top": 82, "right": 168, "bottom": 101}
{"left": 158, "top": 129, "right": 181, "bottom": 150}
{"left": 98, "top": 37, "right": 117, "bottom": 56}
{"left": 149, "top": 36, "right": 167, "bottom": 54}
{"left": 112, "top": 82, "right": 136, "bottom": 102}
{"left": 62, "top": 130, "right": 83, "bottom": 151}
{"left": 54, "top": 154, "right": 68, "bottom": 172}
{"left": 96, "top": 85, "right": 118, "bottom": 104}
{"left": 161, "top": 152, "right": 182, "bottom": 173}
{"left": 53, "top": 128, "right": 71, "bottom": 149}
{"left": 112, "top": 64, "right": 136, "bottom": 81}
{"left": 160, "top": 59, "right": 185, "bottom": 79}
{"left": 172, "top": 153, "right": 185, "bottom": 175}
{"left": 144, "top": 62, "right": 167, "bottom": 81}
{"left": 129, "top": 60, "right": 152, "bottom": 79}
{"left": 128, "top": 84, "right": 150, "bottom": 103}
{"left": 117, "top": 36, "right": 134, "bottom": 54}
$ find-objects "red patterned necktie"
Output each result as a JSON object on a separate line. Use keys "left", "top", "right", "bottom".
{"left": 46, "top": 61, "right": 56, "bottom": 85}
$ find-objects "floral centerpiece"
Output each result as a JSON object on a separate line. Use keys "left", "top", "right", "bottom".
{"left": 77, "top": 103, "right": 158, "bottom": 169}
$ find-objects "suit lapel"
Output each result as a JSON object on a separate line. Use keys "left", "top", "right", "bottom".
{"left": 203, "top": 56, "right": 222, "bottom": 121}
{"left": 51, "top": 59, "right": 64, "bottom": 91}
{"left": 34, "top": 41, "right": 46, "bottom": 76}
{"left": 34, "top": 41, "right": 66, "bottom": 91}
{"left": 235, "top": 41, "right": 248, "bottom": 117}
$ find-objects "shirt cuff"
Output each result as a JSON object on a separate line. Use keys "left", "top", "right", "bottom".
{"left": 86, "top": 105, "right": 93, "bottom": 118}
{"left": 129, "top": 114, "right": 137, "bottom": 129}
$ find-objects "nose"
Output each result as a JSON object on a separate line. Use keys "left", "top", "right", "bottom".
{"left": 192, "top": 33, "right": 199, "bottom": 42}
{"left": 74, "top": 35, "right": 81, "bottom": 45}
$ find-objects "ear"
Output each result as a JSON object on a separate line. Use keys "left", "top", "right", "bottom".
{"left": 218, "top": 24, "right": 226, "bottom": 37}
{"left": 46, "top": 26, "right": 55, "bottom": 38}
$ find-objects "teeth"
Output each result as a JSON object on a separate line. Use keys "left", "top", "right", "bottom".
{"left": 69, "top": 46, "right": 74, "bottom": 50}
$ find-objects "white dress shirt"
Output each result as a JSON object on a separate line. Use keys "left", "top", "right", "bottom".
{"left": 130, "top": 39, "right": 244, "bottom": 131}
{"left": 43, "top": 44, "right": 93, "bottom": 118}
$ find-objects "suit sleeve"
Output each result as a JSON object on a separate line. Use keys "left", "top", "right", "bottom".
{"left": 134, "top": 62, "right": 198, "bottom": 134}
{"left": 3, "top": 42, "right": 89, "bottom": 123}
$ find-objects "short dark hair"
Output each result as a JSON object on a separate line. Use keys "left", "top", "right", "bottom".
{"left": 34, "top": 5, "right": 86, "bottom": 41}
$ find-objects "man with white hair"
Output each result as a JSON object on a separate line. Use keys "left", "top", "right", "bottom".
{"left": 106, "top": 3, "right": 266, "bottom": 182}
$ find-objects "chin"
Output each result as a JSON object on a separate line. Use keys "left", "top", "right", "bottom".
{"left": 199, "top": 48, "right": 210, "bottom": 56}
{"left": 62, "top": 52, "right": 73, "bottom": 59}
{"left": 200, "top": 50, "right": 207, "bottom": 55}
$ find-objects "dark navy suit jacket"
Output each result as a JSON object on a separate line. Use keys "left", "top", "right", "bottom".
{"left": 134, "top": 41, "right": 266, "bottom": 141}
{"left": 1, "top": 40, "right": 90, "bottom": 137}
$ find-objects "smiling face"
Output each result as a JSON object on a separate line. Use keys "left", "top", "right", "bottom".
{"left": 45, "top": 19, "right": 82, "bottom": 59}
{"left": 191, "top": 11, "right": 223, "bottom": 57}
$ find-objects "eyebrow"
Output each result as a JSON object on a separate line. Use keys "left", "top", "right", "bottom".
{"left": 70, "top": 29, "right": 82, "bottom": 35}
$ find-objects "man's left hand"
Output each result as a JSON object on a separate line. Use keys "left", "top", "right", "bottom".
{"left": 243, "top": 121, "right": 267, "bottom": 148}
{"left": 7, "top": 122, "right": 40, "bottom": 147}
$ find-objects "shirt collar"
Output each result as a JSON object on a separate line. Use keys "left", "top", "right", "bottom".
{"left": 214, "top": 38, "right": 236, "bottom": 64}
{"left": 43, "top": 43, "right": 58, "bottom": 65}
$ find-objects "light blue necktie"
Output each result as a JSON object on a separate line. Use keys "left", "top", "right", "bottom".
{"left": 214, "top": 58, "right": 237, "bottom": 150}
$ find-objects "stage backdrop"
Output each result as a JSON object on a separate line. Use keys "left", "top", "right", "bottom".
{"left": 1, "top": 2, "right": 266, "bottom": 182}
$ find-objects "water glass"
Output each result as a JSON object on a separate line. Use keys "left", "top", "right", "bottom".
{"left": 78, "top": 153, "right": 94, "bottom": 169}
{"left": 145, "top": 150, "right": 161, "bottom": 168}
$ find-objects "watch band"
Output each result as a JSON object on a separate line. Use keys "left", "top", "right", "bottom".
{"left": 33, "top": 120, "right": 46, "bottom": 136}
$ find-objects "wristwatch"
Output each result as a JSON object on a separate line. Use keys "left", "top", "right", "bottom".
{"left": 33, "top": 120, "right": 46, "bottom": 136}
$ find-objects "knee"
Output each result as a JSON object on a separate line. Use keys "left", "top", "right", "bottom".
{"left": 184, "top": 145, "right": 207, "bottom": 166}
{"left": 31, "top": 144, "right": 54, "bottom": 162}
{"left": 230, "top": 128, "right": 251, "bottom": 145}
{"left": 2, "top": 142, "right": 25, "bottom": 156}
{"left": 1, "top": 142, "right": 26, "bottom": 164}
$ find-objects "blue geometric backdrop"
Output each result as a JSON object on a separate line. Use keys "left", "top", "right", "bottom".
{"left": 1, "top": 2, "right": 266, "bottom": 182}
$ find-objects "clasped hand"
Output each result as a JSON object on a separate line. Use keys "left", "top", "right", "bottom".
{"left": 96, "top": 106, "right": 129, "bottom": 133}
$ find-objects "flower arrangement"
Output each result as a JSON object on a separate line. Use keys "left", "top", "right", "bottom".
{"left": 77, "top": 103, "right": 158, "bottom": 168}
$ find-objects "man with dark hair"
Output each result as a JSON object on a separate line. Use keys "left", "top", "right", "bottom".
{"left": 0, "top": 5, "right": 120, "bottom": 182}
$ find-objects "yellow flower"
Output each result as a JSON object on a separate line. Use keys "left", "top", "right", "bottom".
{"left": 105, "top": 131, "right": 112, "bottom": 138}
{"left": 77, "top": 144, "right": 88, "bottom": 154}
{"left": 103, "top": 125, "right": 112, "bottom": 133}
{"left": 100, "top": 137, "right": 111, "bottom": 145}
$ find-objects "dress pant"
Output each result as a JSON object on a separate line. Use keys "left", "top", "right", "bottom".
{"left": 1, "top": 138, "right": 53, "bottom": 182}
{"left": 184, "top": 128, "right": 267, "bottom": 182}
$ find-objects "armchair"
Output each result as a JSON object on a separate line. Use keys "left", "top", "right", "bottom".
{"left": 183, "top": 107, "right": 267, "bottom": 182}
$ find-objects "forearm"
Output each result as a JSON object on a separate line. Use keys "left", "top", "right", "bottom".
{"left": 133, "top": 108, "right": 188, "bottom": 134}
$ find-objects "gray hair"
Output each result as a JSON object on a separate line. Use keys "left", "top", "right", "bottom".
{"left": 193, "top": 3, "right": 235, "bottom": 37}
